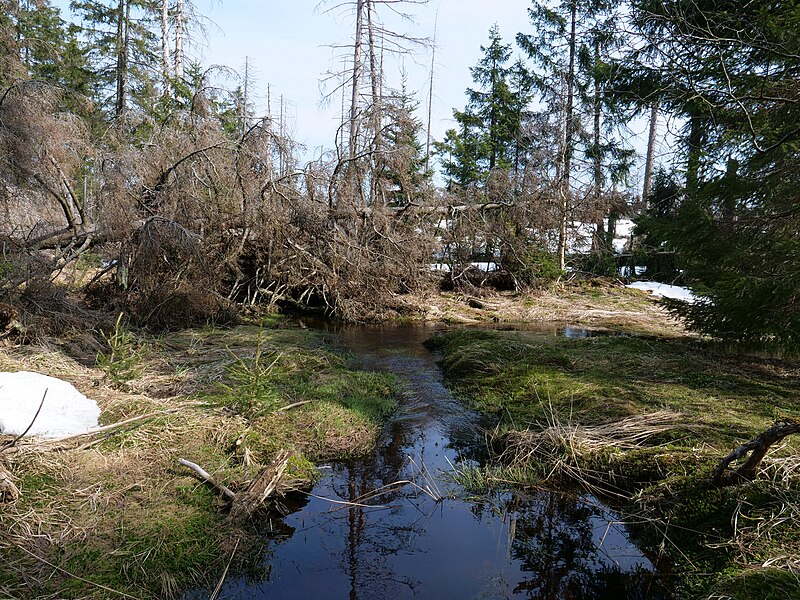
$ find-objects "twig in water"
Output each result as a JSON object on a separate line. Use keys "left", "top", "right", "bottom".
{"left": 209, "top": 538, "right": 239, "bottom": 600}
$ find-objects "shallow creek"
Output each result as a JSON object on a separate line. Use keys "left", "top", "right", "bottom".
{"left": 215, "top": 324, "right": 669, "bottom": 599}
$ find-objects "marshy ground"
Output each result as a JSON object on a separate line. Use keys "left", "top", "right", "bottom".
{"left": 1, "top": 283, "right": 798, "bottom": 599}
{"left": 427, "top": 325, "right": 800, "bottom": 599}
{"left": 0, "top": 319, "right": 398, "bottom": 598}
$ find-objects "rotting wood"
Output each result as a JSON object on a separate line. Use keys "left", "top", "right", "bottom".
{"left": 178, "top": 450, "right": 292, "bottom": 521}
{"left": 228, "top": 450, "right": 291, "bottom": 522}
{"left": 712, "top": 419, "right": 800, "bottom": 486}
{"left": 0, "top": 463, "right": 20, "bottom": 503}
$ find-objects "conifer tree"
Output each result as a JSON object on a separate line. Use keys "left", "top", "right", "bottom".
{"left": 628, "top": 0, "right": 800, "bottom": 349}
{"left": 71, "top": 0, "right": 158, "bottom": 117}
{"left": 436, "top": 26, "right": 529, "bottom": 194}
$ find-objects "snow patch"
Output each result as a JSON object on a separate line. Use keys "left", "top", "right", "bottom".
{"left": 0, "top": 372, "right": 101, "bottom": 438}
{"left": 626, "top": 281, "right": 697, "bottom": 303}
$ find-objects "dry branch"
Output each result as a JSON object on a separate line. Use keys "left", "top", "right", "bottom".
{"left": 178, "top": 458, "right": 236, "bottom": 500}
{"left": 178, "top": 450, "right": 292, "bottom": 522}
{"left": 712, "top": 419, "right": 800, "bottom": 486}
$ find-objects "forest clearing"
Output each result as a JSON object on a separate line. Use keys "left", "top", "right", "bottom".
{"left": 2, "top": 0, "right": 799, "bottom": 598}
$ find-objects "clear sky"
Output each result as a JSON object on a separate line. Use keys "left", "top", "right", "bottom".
{"left": 53, "top": 0, "right": 659, "bottom": 178}
{"left": 195, "top": 0, "right": 534, "bottom": 158}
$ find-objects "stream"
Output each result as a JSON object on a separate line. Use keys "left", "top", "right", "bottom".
{"left": 213, "top": 325, "right": 670, "bottom": 599}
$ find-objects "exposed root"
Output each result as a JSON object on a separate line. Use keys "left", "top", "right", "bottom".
{"left": 712, "top": 420, "right": 800, "bottom": 486}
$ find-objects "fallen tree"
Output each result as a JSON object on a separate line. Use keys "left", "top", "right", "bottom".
{"left": 179, "top": 450, "right": 292, "bottom": 523}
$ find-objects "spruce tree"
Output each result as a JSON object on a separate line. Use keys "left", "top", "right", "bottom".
{"left": 70, "top": 0, "right": 158, "bottom": 117}
{"left": 628, "top": 0, "right": 800, "bottom": 349}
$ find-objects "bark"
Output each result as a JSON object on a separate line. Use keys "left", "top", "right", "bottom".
{"left": 160, "top": 0, "right": 170, "bottom": 85}
{"left": 424, "top": 17, "right": 437, "bottom": 175}
{"left": 348, "top": 0, "right": 365, "bottom": 158}
{"left": 712, "top": 420, "right": 800, "bottom": 486}
{"left": 557, "top": 1, "right": 577, "bottom": 272}
{"left": 366, "top": 0, "right": 381, "bottom": 204}
{"left": 174, "top": 0, "right": 185, "bottom": 80}
{"left": 686, "top": 109, "right": 703, "bottom": 194}
{"left": 592, "top": 40, "right": 605, "bottom": 256}
{"left": 114, "top": 0, "right": 130, "bottom": 117}
{"left": 642, "top": 100, "right": 659, "bottom": 202}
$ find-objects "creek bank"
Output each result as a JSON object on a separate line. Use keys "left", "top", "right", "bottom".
{"left": 0, "top": 321, "right": 399, "bottom": 599}
{"left": 396, "top": 280, "right": 689, "bottom": 337}
{"left": 427, "top": 328, "right": 800, "bottom": 599}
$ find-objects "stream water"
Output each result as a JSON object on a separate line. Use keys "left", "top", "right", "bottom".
{"left": 213, "top": 325, "right": 670, "bottom": 599}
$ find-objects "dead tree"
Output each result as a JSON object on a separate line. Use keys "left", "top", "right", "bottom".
{"left": 712, "top": 419, "right": 800, "bottom": 486}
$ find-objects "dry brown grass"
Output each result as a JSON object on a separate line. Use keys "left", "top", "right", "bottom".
{"left": 0, "top": 323, "right": 394, "bottom": 598}
{"left": 396, "top": 281, "right": 688, "bottom": 337}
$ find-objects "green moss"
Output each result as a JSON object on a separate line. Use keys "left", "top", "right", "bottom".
{"left": 429, "top": 328, "right": 800, "bottom": 600}
{"left": 1, "top": 323, "right": 399, "bottom": 599}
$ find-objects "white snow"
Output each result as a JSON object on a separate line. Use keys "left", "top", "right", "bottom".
{"left": 0, "top": 371, "right": 100, "bottom": 438}
{"left": 626, "top": 281, "right": 697, "bottom": 303}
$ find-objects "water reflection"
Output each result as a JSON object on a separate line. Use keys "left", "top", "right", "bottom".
{"left": 206, "top": 325, "right": 669, "bottom": 600}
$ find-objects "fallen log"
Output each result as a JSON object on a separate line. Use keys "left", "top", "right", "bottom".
{"left": 178, "top": 450, "right": 292, "bottom": 522}
{"left": 712, "top": 419, "right": 800, "bottom": 486}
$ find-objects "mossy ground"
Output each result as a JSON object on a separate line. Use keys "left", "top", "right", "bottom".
{"left": 0, "top": 319, "right": 397, "bottom": 599}
{"left": 429, "top": 328, "right": 800, "bottom": 599}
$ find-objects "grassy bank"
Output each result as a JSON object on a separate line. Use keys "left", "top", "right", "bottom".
{"left": 428, "top": 328, "right": 800, "bottom": 599}
{"left": 0, "top": 320, "right": 397, "bottom": 599}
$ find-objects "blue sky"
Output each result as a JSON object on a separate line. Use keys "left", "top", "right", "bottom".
{"left": 195, "top": 0, "right": 534, "bottom": 156}
{"left": 53, "top": 0, "right": 534, "bottom": 156}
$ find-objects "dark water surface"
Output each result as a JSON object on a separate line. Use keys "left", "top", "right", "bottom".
{"left": 215, "top": 325, "right": 669, "bottom": 599}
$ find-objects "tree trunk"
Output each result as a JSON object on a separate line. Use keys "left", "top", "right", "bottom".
{"left": 424, "top": 16, "right": 437, "bottom": 175}
{"left": 366, "top": 0, "right": 381, "bottom": 205}
{"left": 642, "top": 100, "right": 659, "bottom": 203}
{"left": 114, "top": 0, "right": 130, "bottom": 118}
{"left": 160, "top": 0, "right": 170, "bottom": 86}
{"left": 557, "top": 1, "right": 577, "bottom": 272}
{"left": 348, "top": 0, "right": 365, "bottom": 159}
{"left": 686, "top": 108, "right": 703, "bottom": 194}
{"left": 592, "top": 40, "right": 605, "bottom": 256}
{"left": 174, "top": 0, "right": 185, "bottom": 80}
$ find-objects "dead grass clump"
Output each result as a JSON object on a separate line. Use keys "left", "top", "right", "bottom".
{"left": 499, "top": 408, "right": 691, "bottom": 495}
{"left": 0, "top": 323, "right": 398, "bottom": 597}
